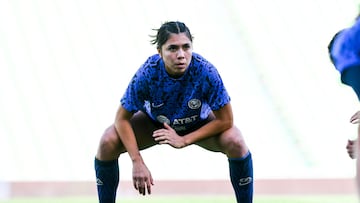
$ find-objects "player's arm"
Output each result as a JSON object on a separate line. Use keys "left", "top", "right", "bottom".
{"left": 114, "top": 105, "right": 153, "bottom": 195}
{"left": 182, "top": 103, "right": 234, "bottom": 146}
{"left": 152, "top": 103, "right": 233, "bottom": 148}
{"left": 114, "top": 106, "right": 141, "bottom": 161}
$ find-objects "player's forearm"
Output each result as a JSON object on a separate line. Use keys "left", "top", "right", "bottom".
{"left": 183, "top": 104, "right": 234, "bottom": 145}
{"left": 114, "top": 106, "right": 145, "bottom": 162}
{"left": 183, "top": 119, "right": 232, "bottom": 145}
{"left": 114, "top": 119, "right": 143, "bottom": 163}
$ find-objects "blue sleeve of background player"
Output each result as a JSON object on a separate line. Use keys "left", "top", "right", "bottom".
{"left": 332, "top": 20, "right": 360, "bottom": 72}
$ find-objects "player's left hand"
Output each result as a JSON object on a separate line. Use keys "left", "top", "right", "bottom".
{"left": 350, "top": 111, "right": 360, "bottom": 124}
{"left": 152, "top": 123, "right": 186, "bottom": 148}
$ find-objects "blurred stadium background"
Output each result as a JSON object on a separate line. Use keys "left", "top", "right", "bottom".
{"left": 0, "top": 0, "right": 360, "bottom": 199}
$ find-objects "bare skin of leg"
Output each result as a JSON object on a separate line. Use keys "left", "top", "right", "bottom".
{"left": 95, "top": 111, "right": 250, "bottom": 198}
{"left": 195, "top": 125, "right": 249, "bottom": 158}
{"left": 96, "top": 111, "right": 249, "bottom": 160}
{"left": 96, "top": 112, "right": 159, "bottom": 161}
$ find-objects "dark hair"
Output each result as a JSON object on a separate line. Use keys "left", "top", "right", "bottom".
{"left": 150, "top": 21, "right": 193, "bottom": 49}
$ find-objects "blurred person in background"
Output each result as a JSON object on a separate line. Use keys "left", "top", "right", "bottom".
{"left": 328, "top": 9, "right": 360, "bottom": 196}
{"left": 94, "top": 21, "right": 253, "bottom": 203}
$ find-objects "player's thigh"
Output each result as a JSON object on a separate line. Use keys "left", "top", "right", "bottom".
{"left": 99, "top": 111, "right": 159, "bottom": 155}
{"left": 195, "top": 126, "right": 248, "bottom": 157}
{"left": 130, "top": 111, "right": 159, "bottom": 150}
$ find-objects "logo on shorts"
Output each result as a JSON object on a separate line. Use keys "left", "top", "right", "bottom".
{"left": 156, "top": 115, "right": 170, "bottom": 124}
{"left": 238, "top": 177, "right": 252, "bottom": 186}
{"left": 188, "top": 99, "right": 201, "bottom": 109}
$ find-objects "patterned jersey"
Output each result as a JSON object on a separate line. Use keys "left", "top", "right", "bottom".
{"left": 120, "top": 52, "right": 231, "bottom": 132}
{"left": 329, "top": 18, "right": 360, "bottom": 73}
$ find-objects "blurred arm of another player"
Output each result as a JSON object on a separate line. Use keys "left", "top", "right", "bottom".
{"left": 350, "top": 111, "right": 360, "bottom": 124}
{"left": 347, "top": 111, "right": 360, "bottom": 159}
{"left": 347, "top": 139, "right": 357, "bottom": 159}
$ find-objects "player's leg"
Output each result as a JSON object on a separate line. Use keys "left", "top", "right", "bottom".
{"left": 195, "top": 126, "right": 253, "bottom": 203}
{"left": 94, "top": 111, "right": 158, "bottom": 203}
{"left": 94, "top": 125, "right": 120, "bottom": 203}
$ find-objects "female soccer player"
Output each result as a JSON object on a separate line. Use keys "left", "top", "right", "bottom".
{"left": 328, "top": 11, "right": 360, "bottom": 196}
{"left": 94, "top": 21, "right": 253, "bottom": 203}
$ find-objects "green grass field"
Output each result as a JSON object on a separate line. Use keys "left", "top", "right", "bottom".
{"left": 0, "top": 195, "right": 357, "bottom": 203}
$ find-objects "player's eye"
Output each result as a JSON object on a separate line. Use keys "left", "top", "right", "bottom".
{"left": 183, "top": 44, "right": 191, "bottom": 50}
{"left": 168, "top": 46, "right": 178, "bottom": 52}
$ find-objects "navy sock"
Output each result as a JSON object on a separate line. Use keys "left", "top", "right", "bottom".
{"left": 228, "top": 151, "right": 253, "bottom": 203}
{"left": 94, "top": 158, "right": 119, "bottom": 203}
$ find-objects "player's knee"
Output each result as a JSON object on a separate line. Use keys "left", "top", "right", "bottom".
{"left": 101, "top": 127, "right": 120, "bottom": 147}
{"left": 221, "top": 129, "right": 248, "bottom": 157}
{"left": 225, "top": 136, "right": 244, "bottom": 153}
{"left": 96, "top": 126, "right": 124, "bottom": 159}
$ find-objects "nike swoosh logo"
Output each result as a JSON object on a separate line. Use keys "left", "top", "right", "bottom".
{"left": 152, "top": 103, "right": 164, "bottom": 108}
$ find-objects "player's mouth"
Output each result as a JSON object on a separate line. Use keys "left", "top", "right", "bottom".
{"left": 175, "top": 62, "right": 187, "bottom": 69}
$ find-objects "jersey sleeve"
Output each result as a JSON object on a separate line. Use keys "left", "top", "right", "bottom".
{"left": 330, "top": 21, "right": 360, "bottom": 72}
{"left": 204, "top": 65, "right": 231, "bottom": 111}
{"left": 342, "top": 27, "right": 360, "bottom": 65}
{"left": 120, "top": 66, "right": 148, "bottom": 113}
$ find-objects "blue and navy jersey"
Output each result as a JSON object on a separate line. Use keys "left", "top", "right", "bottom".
{"left": 329, "top": 18, "right": 360, "bottom": 73}
{"left": 120, "top": 52, "right": 231, "bottom": 132}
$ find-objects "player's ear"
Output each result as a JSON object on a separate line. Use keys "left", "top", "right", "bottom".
{"left": 157, "top": 48, "right": 162, "bottom": 57}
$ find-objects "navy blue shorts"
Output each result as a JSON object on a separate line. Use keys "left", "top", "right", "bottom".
{"left": 341, "top": 65, "right": 360, "bottom": 101}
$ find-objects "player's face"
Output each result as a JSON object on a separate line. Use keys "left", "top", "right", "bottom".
{"left": 158, "top": 33, "right": 192, "bottom": 78}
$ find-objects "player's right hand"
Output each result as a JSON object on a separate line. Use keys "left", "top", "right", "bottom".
{"left": 346, "top": 139, "right": 357, "bottom": 159}
{"left": 132, "top": 161, "right": 154, "bottom": 195}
